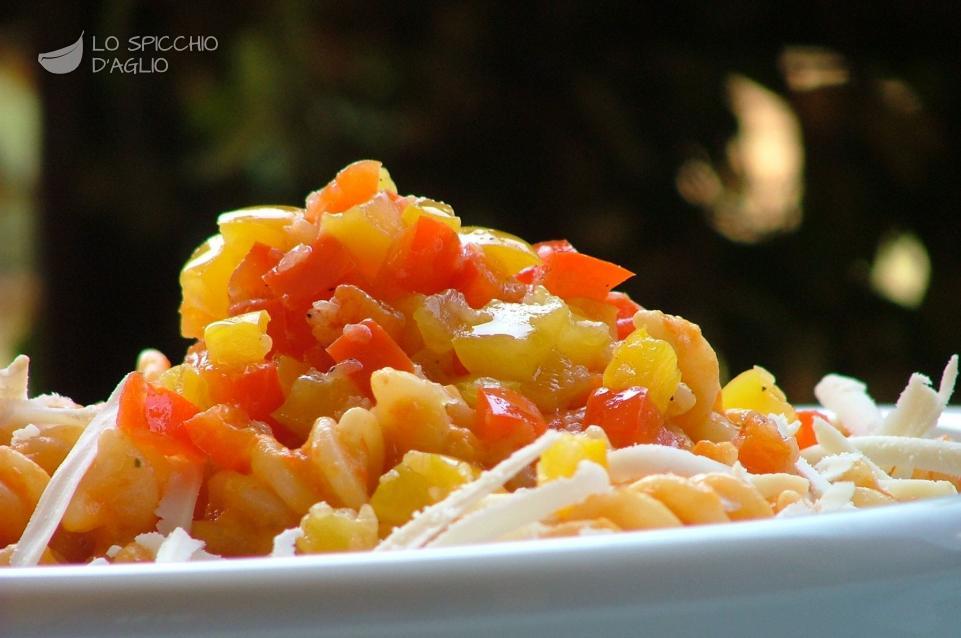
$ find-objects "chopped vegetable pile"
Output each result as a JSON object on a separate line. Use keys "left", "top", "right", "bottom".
{"left": 1, "top": 160, "right": 959, "bottom": 567}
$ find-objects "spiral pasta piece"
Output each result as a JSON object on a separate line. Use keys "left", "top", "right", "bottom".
{"left": 0, "top": 446, "right": 50, "bottom": 546}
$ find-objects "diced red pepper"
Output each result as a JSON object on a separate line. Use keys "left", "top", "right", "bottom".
{"left": 533, "top": 239, "right": 577, "bottom": 261}
{"left": 228, "top": 242, "right": 283, "bottom": 305}
{"left": 325, "top": 318, "right": 414, "bottom": 393}
{"left": 263, "top": 234, "right": 357, "bottom": 304}
{"left": 230, "top": 295, "right": 316, "bottom": 360}
{"left": 515, "top": 264, "right": 545, "bottom": 285}
{"left": 203, "top": 360, "right": 286, "bottom": 425}
{"left": 795, "top": 409, "right": 828, "bottom": 450}
{"left": 305, "top": 160, "right": 383, "bottom": 221}
{"left": 583, "top": 386, "right": 664, "bottom": 448}
{"left": 183, "top": 404, "right": 268, "bottom": 473}
{"left": 453, "top": 244, "right": 524, "bottom": 308}
{"left": 118, "top": 372, "right": 204, "bottom": 461}
{"left": 379, "top": 215, "right": 462, "bottom": 297}
{"left": 474, "top": 386, "right": 547, "bottom": 446}
{"left": 606, "top": 291, "right": 642, "bottom": 340}
{"left": 541, "top": 251, "right": 634, "bottom": 302}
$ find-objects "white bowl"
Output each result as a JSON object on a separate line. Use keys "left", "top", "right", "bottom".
{"left": 3, "top": 409, "right": 960, "bottom": 638}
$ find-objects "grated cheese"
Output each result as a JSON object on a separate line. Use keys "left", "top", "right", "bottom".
{"left": 607, "top": 444, "right": 733, "bottom": 483}
{"left": 878, "top": 357, "right": 957, "bottom": 438}
{"left": 816, "top": 481, "right": 856, "bottom": 512}
{"left": 134, "top": 531, "right": 166, "bottom": 555}
{"left": 154, "top": 459, "right": 203, "bottom": 535}
{"left": 938, "top": 354, "right": 959, "bottom": 405}
{"left": 813, "top": 373, "right": 881, "bottom": 435}
{"left": 154, "top": 527, "right": 206, "bottom": 563}
{"left": 10, "top": 374, "right": 130, "bottom": 567}
{"left": 10, "top": 424, "right": 41, "bottom": 445}
{"left": 814, "top": 453, "right": 866, "bottom": 483}
{"left": 376, "top": 430, "right": 561, "bottom": 551}
{"left": 877, "top": 478, "right": 957, "bottom": 501}
{"left": 804, "top": 436, "right": 961, "bottom": 476}
{"left": 270, "top": 527, "right": 304, "bottom": 558}
{"left": 769, "top": 413, "right": 800, "bottom": 438}
{"left": 794, "top": 457, "right": 831, "bottom": 498}
{"left": 812, "top": 417, "right": 891, "bottom": 481}
{"left": 426, "top": 461, "right": 611, "bottom": 548}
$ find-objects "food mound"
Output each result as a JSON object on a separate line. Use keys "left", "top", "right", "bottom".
{"left": 1, "top": 160, "right": 959, "bottom": 567}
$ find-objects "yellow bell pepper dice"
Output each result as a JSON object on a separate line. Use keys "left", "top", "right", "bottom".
{"left": 458, "top": 227, "right": 542, "bottom": 276}
{"left": 179, "top": 235, "right": 246, "bottom": 338}
{"left": 320, "top": 193, "right": 404, "bottom": 279}
{"left": 204, "top": 310, "right": 273, "bottom": 367}
{"left": 401, "top": 199, "right": 462, "bottom": 230}
{"left": 721, "top": 365, "right": 796, "bottom": 421}
{"left": 296, "top": 502, "right": 378, "bottom": 554}
{"left": 157, "top": 364, "right": 211, "bottom": 409}
{"left": 217, "top": 206, "right": 299, "bottom": 252}
{"left": 537, "top": 433, "right": 608, "bottom": 484}
{"left": 370, "top": 451, "right": 477, "bottom": 529}
{"left": 602, "top": 328, "right": 681, "bottom": 413}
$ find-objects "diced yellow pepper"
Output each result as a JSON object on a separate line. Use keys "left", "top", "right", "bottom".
{"left": 412, "top": 289, "right": 490, "bottom": 354}
{"left": 296, "top": 502, "right": 379, "bottom": 553}
{"left": 401, "top": 198, "right": 461, "bottom": 230}
{"left": 520, "top": 353, "right": 601, "bottom": 412}
{"left": 179, "top": 235, "right": 246, "bottom": 338}
{"left": 602, "top": 327, "right": 681, "bottom": 413}
{"left": 455, "top": 377, "right": 522, "bottom": 408}
{"left": 274, "top": 355, "right": 311, "bottom": 394}
{"left": 452, "top": 298, "right": 558, "bottom": 381}
{"left": 157, "top": 364, "right": 211, "bottom": 409}
{"left": 180, "top": 208, "right": 299, "bottom": 339}
{"left": 459, "top": 226, "right": 541, "bottom": 276}
{"left": 370, "top": 451, "right": 478, "bottom": 530}
{"left": 537, "top": 433, "right": 608, "bottom": 484}
{"left": 453, "top": 289, "right": 613, "bottom": 383}
{"left": 721, "top": 365, "right": 797, "bottom": 421}
{"left": 378, "top": 167, "right": 398, "bottom": 194}
{"left": 217, "top": 206, "right": 298, "bottom": 252}
{"left": 273, "top": 367, "right": 367, "bottom": 438}
{"left": 204, "top": 310, "right": 272, "bottom": 367}
{"left": 320, "top": 193, "right": 403, "bottom": 279}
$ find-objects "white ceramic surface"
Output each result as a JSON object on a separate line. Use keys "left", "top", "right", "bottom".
{"left": 2, "top": 410, "right": 960, "bottom": 638}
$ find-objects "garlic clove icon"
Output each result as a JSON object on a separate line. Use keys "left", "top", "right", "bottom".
{"left": 38, "top": 32, "right": 84, "bottom": 74}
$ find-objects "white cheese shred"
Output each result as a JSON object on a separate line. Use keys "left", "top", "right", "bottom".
{"left": 769, "top": 413, "right": 800, "bottom": 438}
{"left": 10, "top": 373, "right": 131, "bottom": 567}
{"left": 426, "top": 461, "right": 611, "bottom": 548}
{"left": 376, "top": 429, "right": 561, "bottom": 551}
{"left": 10, "top": 424, "right": 41, "bottom": 445}
{"left": 805, "top": 436, "right": 961, "bottom": 476}
{"left": 878, "top": 373, "right": 943, "bottom": 438}
{"left": 812, "top": 417, "right": 891, "bottom": 481}
{"left": 816, "top": 481, "right": 856, "bottom": 512}
{"left": 154, "top": 459, "right": 203, "bottom": 535}
{"left": 0, "top": 354, "right": 30, "bottom": 405}
{"left": 794, "top": 457, "right": 831, "bottom": 498}
{"left": 877, "top": 478, "right": 957, "bottom": 501}
{"left": 270, "top": 527, "right": 304, "bottom": 558}
{"left": 154, "top": 527, "right": 206, "bottom": 563}
{"left": 813, "top": 373, "right": 881, "bottom": 435}
{"left": 607, "top": 444, "right": 733, "bottom": 483}
{"left": 938, "top": 355, "right": 959, "bottom": 406}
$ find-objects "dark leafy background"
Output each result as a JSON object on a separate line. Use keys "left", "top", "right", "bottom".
{"left": 5, "top": 1, "right": 960, "bottom": 405}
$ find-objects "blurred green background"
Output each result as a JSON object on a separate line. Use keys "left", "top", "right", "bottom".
{"left": 0, "top": 2, "right": 958, "bottom": 405}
